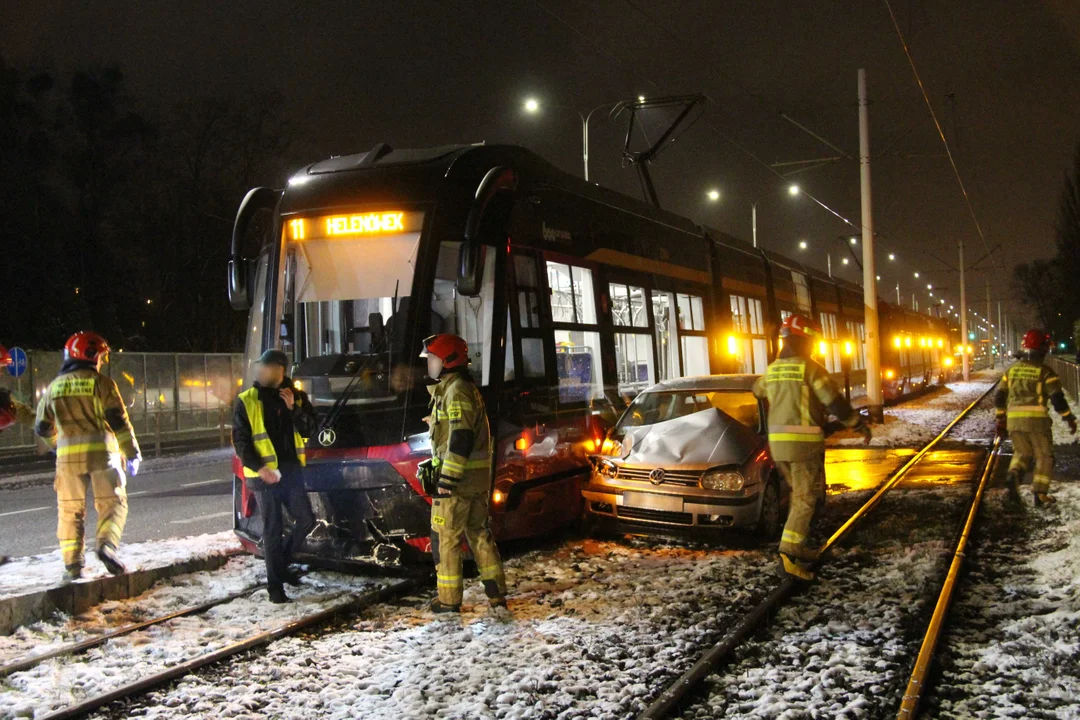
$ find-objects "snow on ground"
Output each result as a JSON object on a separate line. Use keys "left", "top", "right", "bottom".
{"left": 677, "top": 483, "right": 974, "bottom": 719}
{"left": 0, "top": 531, "right": 241, "bottom": 601}
{"left": 926, "top": 469, "right": 1080, "bottom": 719}
{"left": 831, "top": 372, "right": 998, "bottom": 448}
{"left": 99, "top": 539, "right": 779, "bottom": 720}
{"left": 0, "top": 559, "right": 386, "bottom": 719}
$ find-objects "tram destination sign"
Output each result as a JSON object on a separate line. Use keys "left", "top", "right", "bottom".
{"left": 287, "top": 210, "right": 423, "bottom": 241}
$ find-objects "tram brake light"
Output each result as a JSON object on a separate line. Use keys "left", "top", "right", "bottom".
{"left": 937, "top": 338, "right": 944, "bottom": 348}
{"left": 944, "top": 357, "right": 954, "bottom": 367}
{"left": 904, "top": 337, "right": 912, "bottom": 348}
{"left": 884, "top": 369, "right": 895, "bottom": 379}
{"left": 818, "top": 341, "right": 828, "bottom": 357}
{"left": 726, "top": 335, "right": 738, "bottom": 355}
{"left": 893, "top": 336, "right": 902, "bottom": 349}
{"left": 844, "top": 341, "right": 853, "bottom": 356}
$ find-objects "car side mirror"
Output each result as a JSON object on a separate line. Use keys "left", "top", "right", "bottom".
{"left": 458, "top": 166, "right": 517, "bottom": 296}
{"left": 228, "top": 186, "right": 280, "bottom": 310}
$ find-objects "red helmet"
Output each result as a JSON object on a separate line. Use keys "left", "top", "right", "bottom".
{"left": 1021, "top": 329, "right": 1051, "bottom": 351}
{"left": 0, "top": 345, "right": 10, "bottom": 367}
{"left": 64, "top": 331, "right": 110, "bottom": 363}
{"left": 780, "top": 313, "right": 820, "bottom": 338}
{"left": 420, "top": 334, "right": 469, "bottom": 369}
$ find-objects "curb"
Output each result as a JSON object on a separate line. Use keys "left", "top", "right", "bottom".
{"left": 0, "top": 550, "right": 241, "bottom": 636}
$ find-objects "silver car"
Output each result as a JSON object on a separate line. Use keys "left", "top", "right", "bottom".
{"left": 583, "top": 375, "right": 785, "bottom": 538}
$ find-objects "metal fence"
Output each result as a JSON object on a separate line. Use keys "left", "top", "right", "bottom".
{"left": 1047, "top": 354, "right": 1080, "bottom": 402}
{"left": 1, "top": 351, "right": 246, "bottom": 452}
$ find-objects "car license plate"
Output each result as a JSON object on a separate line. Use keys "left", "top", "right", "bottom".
{"left": 622, "top": 491, "right": 683, "bottom": 513}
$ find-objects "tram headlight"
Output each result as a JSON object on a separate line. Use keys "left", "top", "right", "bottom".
{"left": 701, "top": 468, "right": 744, "bottom": 491}
{"left": 944, "top": 357, "right": 954, "bottom": 367}
{"left": 884, "top": 369, "right": 895, "bottom": 379}
{"left": 726, "top": 335, "right": 739, "bottom": 355}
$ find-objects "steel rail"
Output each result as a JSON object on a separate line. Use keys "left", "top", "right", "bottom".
{"left": 39, "top": 575, "right": 427, "bottom": 720}
{"left": 0, "top": 583, "right": 267, "bottom": 679}
{"left": 895, "top": 435, "right": 1002, "bottom": 719}
{"left": 638, "top": 381, "right": 999, "bottom": 720}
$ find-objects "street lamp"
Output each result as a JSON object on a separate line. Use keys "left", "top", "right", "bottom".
{"left": 799, "top": 240, "right": 808, "bottom": 250}
{"left": 788, "top": 184, "right": 801, "bottom": 196}
{"left": 522, "top": 97, "right": 614, "bottom": 182}
{"left": 707, "top": 189, "right": 721, "bottom": 201}
{"left": 913, "top": 272, "right": 920, "bottom": 278}
{"left": 888, "top": 253, "right": 896, "bottom": 261}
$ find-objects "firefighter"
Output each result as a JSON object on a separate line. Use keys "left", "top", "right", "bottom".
{"left": 752, "top": 314, "right": 871, "bottom": 581}
{"left": 35, "top": 332, "right": 141, "bottom": 582}
{"left": 232, "top": 349, "right": 317, "bottom": 604}
{"left": 995, "top": 329, "right": 1077, "bottom": 505}
{"left": 419, "top": 333, "right": 506, "bottom": 613}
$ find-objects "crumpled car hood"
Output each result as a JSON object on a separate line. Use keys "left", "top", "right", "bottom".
{"left": 620, "top": 408, "right": 759, "bottom": 468}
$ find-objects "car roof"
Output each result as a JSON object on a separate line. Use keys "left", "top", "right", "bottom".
{"left": 643, "top": 374, "right": 760, "bottom": 393}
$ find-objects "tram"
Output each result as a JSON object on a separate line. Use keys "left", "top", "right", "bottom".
{"left": 227, "top": 142, "right": 957, "bottom": 566}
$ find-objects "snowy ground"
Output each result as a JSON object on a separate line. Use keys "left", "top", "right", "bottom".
{"left": 924, "top": 448, "right": 1080, "bottom": 719}
{"left": 831, "top": 372, "right": 998, "bottom": 448}
{"left": 0, "top": 556, "right": 388, "bottom": 719}
{"left": 0, "top": 531, "right": 241, "bottom": 601}
{"left": 88, "top": 538, "right": 781, "bottom": 720}
{"left": 0, "top": 447, "right": 234, "bottom": 489}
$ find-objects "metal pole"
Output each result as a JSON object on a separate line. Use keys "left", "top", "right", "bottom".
{"left": 896, "top": 283, "right": 900, "bottom": 305}
{"left": 858, "top": 69, "right": 884, "bottom": 423}
{"left": 751, "top": 202, "right": 758, "bottom": 248}
{"left": 997, "top": 301, "right": 1003, "bottom": 359}
{"left": 986, "top": 280, "right": 994, "bottom": 369}
{"left": 960, "top": 238, "right": 969, "bottom": 381}
{"left": 582, "top": 114, "right": 589, "bottom": 182}
{"left": 828, "top": 253, "right": 832, "bottom": 277}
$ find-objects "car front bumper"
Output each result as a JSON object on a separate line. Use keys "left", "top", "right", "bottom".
{"left": 582, "top": 478, "right": 763, "bottom": 531}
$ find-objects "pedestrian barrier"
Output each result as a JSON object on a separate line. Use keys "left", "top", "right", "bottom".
{"left": 0, "top": 351, "right": 246, "bottom": 458}
{"left": 1047, "top": 355, "right": 1080, "bottom": 403}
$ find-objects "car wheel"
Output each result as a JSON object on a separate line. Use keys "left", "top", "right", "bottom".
{"left": 755, "top": 477, "right": 783, "bottom": 539}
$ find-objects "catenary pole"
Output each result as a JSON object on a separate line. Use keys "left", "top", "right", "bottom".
{"left": 858, "top": 69, "right": 884, "bottom": 423}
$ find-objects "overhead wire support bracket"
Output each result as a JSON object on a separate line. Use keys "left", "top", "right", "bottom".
{"left": 614, "top": 93, "right": 706, "bottom": 209}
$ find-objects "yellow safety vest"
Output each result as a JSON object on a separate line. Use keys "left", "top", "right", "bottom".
{"left": 753, "top": 356, "right": 842, "bottom": 462}
{"left": 1002, "top": 360, "right": 1060, "bottom": 432}
{"left": 239, "top": 387, "right": 306, "bottom": 478}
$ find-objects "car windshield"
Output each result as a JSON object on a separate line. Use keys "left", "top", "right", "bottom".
{"left": 615, "top": 389, "right": 760, "bottom": 436}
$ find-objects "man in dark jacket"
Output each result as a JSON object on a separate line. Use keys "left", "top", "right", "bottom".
{"left": 232, "top": 350, "right": 317, "bottom": 603}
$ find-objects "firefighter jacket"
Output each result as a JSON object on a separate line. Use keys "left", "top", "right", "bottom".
{"left": 752, "top": 353, "right": 860, "bottom": 462}
{"left": 232, "top": 378, "right": 316, "bottom": 485}
{"left": 35, "top": 361, "right": 140, "bottom": 471}
{"left": 427, "top": 370, "right": 491, "bottom": 494}
{"left": 994, "top": 359, "right": 1073, "bottom": 433}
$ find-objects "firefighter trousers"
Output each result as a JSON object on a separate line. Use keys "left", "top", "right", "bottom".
{"left": 1009, "top": 430, "right": 1054, "bottom": 494}
{"left": 776, "top": 455, "right": 826, "bottom": 561}
{"left": 55, "top": 466, "right": 128, "bottom": 567}
{"left": 431, "top": 486, "right": 506, "bottom": 606}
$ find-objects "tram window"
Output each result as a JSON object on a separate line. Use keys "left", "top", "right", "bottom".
{"left": 610, "top": 283, "right": 649, "bottom": 328}
{"left": 514, "top": 255, "right": 542, "bottom": 329}
{"left": 547, "top": 262, "right": 596, "bottom": 324}
{"left": 676, "top": 293, "right": 706, "bottom": 331}
{"left": 521, "top": 338, "right": 545, "bottom": 378}
{"left": 730, "top": 295, "right": 748, "bottom": 332}
{"left": 431, "top": 242, "right": 496, "bottom": 385}
{"left": 554, "top": 330, "right": 603, "bottom": 403}
{"left": 681, "top": 336, "right": 710, "bottom": 377}
{"left": 615, "top": 332, "right": 655, "bottom": 396}
{"left": 792, "top": 272, "right": 812, "bottom": 314}
{"left": 652, "top": 291, "right": 681, "bottom": 381}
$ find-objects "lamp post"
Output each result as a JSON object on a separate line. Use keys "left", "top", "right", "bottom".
{"left": 706, "top": 185, "right": 802, "bottom": 248}
{"left": 523, "top": 98, "right": 614, "bottom": 182}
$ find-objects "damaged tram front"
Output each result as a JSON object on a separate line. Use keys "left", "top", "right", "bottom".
{"left": 227, "top": 144, "right": 716, "bottom": 566}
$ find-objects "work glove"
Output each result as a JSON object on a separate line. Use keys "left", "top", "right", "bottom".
{"left": 126, "top": 456, "right": 141, "bottom": 477}
{"left": 995, "top": 419, "right": 1008, "bottom": 439}
{"left": 1068, "top": 417, "right": 1078, "bottom": 436}
{"left": 416, "top": 459, "right": 438, "bottom": 496}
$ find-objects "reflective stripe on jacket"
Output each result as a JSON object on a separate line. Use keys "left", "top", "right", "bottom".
{"left": 752, "top": 356, "right": 849, "bottom": 461}
{"left": 238, "top": 387, "right": 306, "bottom": 478}
{"left": 996, "top": 360, "right": 1072, "bottom": 432}
{"left": 428, "top": 371, "right": 491, "bottom": 493}
{"left": 35, "top": 368, "right": 140, "bottom": 471}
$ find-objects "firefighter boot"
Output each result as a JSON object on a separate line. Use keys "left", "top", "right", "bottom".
{"left": 1005, "top": 469, "right": 1023, "bottom": 504}
{"left": 268, "top": 586, "right": 292, "bottom": 604}
{"left": 430, "top": 599, "right": 461, "bottom": 614}
{"left": 97, "top": 543, "right": 127, "bottom": 576}
{"left": 779, "top": 553, "right": 815, "bottom": 582}
{"left": 1034, "top": 492, "right": 1056, "bottom": 507}
{"left": 62, "top": 564, "right": 83, "bottom": 584}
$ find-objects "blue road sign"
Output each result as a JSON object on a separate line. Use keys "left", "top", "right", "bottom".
{"left": 7, "top": 347, "right": 27, "bottom": 378}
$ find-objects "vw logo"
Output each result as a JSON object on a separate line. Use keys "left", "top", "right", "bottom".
{"left": 318, "top": 428, "right": 337, "bottom": 447}
{"left": 649, "top": 468, "right": 666, "bottom": 485}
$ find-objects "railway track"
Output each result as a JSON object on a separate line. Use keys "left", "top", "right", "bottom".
{"left": 639, "top": 380, "right": 1001, "bottom": 720}
{"left": 21, "top": 574, "right": 427, "bottom": 720}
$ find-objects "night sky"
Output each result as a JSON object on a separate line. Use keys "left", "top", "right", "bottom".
{"left": 5, "top": 0, "right": 1078, "bottom": 326}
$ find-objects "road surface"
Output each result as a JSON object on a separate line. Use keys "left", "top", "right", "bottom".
{"left": 0, "top": 460, "right": 233, "bottom": 559}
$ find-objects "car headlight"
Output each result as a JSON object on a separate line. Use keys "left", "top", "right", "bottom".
{"left": 594, "top": 458, "right": 619, "bottom": 479}
{"left": 701, "top": 468, "right": 745, "bottom": 491}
